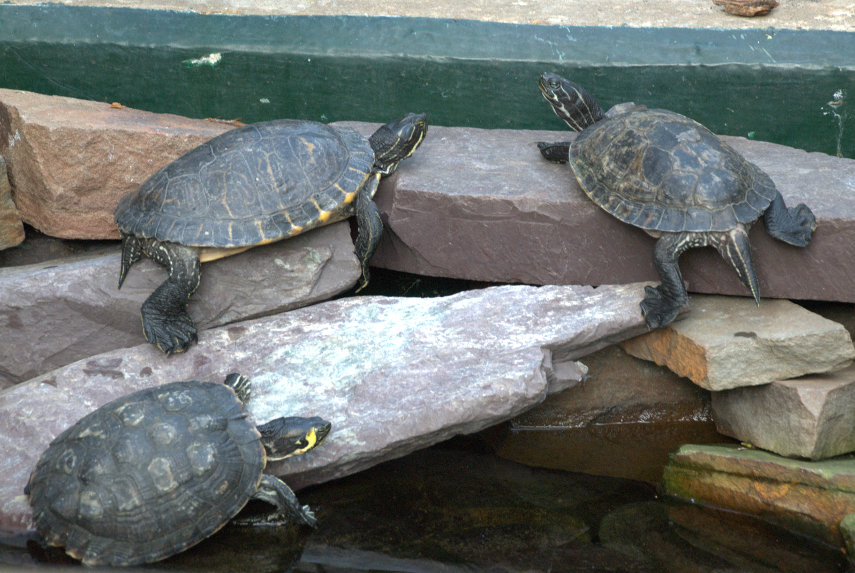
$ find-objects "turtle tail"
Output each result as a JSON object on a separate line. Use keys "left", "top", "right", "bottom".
{"left": 118, "top": 235, "right": 143, "bottom": 289}
{"left": 715, "top": 227, "right": 760, "bottom": 305}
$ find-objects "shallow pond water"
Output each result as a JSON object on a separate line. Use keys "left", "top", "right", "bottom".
{"left": 2, "top": 435, "right": 849, "bottom": 572}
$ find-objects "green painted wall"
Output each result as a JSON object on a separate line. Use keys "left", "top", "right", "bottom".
{"left": 1, "top": 6, "right": 853, "bottom": 157}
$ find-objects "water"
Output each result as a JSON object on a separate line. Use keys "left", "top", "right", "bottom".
{"left": 2, "top": 436, "right": 848, "bottom": 571}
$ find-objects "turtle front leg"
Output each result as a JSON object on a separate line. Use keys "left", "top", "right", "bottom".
{"left": 764, "top": 192, "right": 817, "bottom": 247}
{"left": 234, "top": 474, "right": 318, "bottom": 528}
{"left": 354, "top": 174, "right": 383, "bottom": 292}
{"left": 139, "top": 241, "right": 201, "bottom": 355}
{"left": 640, "top": 233, "right": 694, "bottom": 329}
{"left": 536, "top": 141, "right": 571, "bottom": 164}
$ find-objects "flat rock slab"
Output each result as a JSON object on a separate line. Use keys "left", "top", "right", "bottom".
{"left": 0, "top": 282, "right": 654, "bottom": 531}
{"left": 620, "top": 295, "right": 855, "bottom": 390}
{"left": 712, "top": 364, "right": 855, "bottom": 460}
{"left": 662, "top": 443, "right": 855, "bottom": 547}
{"left": 0, "top": 222, "right": 359, "bottom": 388}
{"left": 370, "top": 125, "right": 855, "bottom": 303}
{"left": 0, "top": 88, "right": 231, "bottom": 239}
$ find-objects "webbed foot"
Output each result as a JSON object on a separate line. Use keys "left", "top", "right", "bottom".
{"left": 141, "top": 297, "right": 197, "bottom": 356}
{"left": 640, "top": 284, "right": 684, "bottom": 330}
{"left": 765, "top": 195, "right": 817, "bottom": 247}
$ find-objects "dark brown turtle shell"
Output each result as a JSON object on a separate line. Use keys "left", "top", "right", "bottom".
{"left": 569, "top": 108, "right": 777, "bottom": 232}
{"left": 114, "top": 120, "right": 375, "bottom": 247}
{"left": 26, "top": 381, "right": 265, "bottom": 567}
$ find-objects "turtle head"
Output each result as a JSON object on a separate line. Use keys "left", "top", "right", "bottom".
{"left": 258, "top": 415, "right": 331, "bottom": 462}
{"left": 369, "top": 112, "right": 428, "bottom": 175}
{"left": 539, "top": 72, "right": 605, "bottom": 132}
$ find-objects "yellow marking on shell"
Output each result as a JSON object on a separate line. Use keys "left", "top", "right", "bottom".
{"left": 300, "top": 137, "right": 315, "bottom": 153}
{"left": 309, "top": 199, "right": 334, "bottom": 224}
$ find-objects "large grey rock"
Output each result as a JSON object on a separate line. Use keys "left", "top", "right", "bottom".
{"left": 0, "top": 222, "right": 359, "bottom": 388}
{"left": 0, "top": 282, "right": 654, "bottom": 531}
{"left": 712, "top": 364, "right": 855, "bottom": 460}
{"left": 371, "top": 125, "right": 855, "bottom": 303}
{"left": 620, "top": 295, "right": 855, "bottom": 390}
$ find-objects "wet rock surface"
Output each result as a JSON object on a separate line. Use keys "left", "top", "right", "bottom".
{"left": 485, "top": 345, "right": 724, "bottom": 484}
{"left": 0, "top": 88, "right": 231, "bottom": 239}
{"left": 712, "top": 364, "right": 855, "bottom": 460}
{"left": 621, "top": 295, "right": 855, "bottom": 391}
{"left": 0, "top": 156, "right": 24, "bottom": 250}
{"left": 0, "top": 282, "right": 652, "bottom": 530}
{"left": 662, "top": 443, "right": 855, "bottom": 547}
{"left": 0, "top": 222, "right": 360, "bottom": 387}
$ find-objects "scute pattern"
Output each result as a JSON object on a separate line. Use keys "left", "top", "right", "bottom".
{"left": 569, "top": 109, "right": 777, "bottom": 232}
{"left": 26, "top": 381, "right": 265, "bottom": 567}
{"left": 115, "top": 120, "right": 375, "bottom": 248}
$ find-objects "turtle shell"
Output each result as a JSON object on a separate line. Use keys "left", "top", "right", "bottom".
{"left": 114, "top": 120, "right": 375, "bottom": 247}
{"left": 26, "top": 381, "right": 265, "bottom": 567}
{"left": 569, "top": 108, "right": 778, "bottom": 232}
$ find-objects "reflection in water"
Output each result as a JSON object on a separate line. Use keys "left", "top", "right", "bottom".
{"left": 4, "top": 436, "right": 849, "bottom": 571}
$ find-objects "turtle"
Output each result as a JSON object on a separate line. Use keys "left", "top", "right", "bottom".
{"left": 536, "top": 72, "right": 817, "bottom": 329}
{"left": 115, "top": 113, "right": 428, "bottom": 355}
{"left": 25, "top": 373, "right": 331, "bottom": 567}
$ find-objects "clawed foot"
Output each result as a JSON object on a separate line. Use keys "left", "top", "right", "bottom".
{"left": 141, "top": 301, "right": 198, "bottom": 356}
{"left": 640, "top": 285, "right": 684, "bottom": 330}
{"left": 777, "top": 203, "right": 817, "bottom": 247}
{"left": 231, "top": 505, "right": 318, "bottom": 528}
{"left": 536, "top": 141, "right": 571, "bottom": 164}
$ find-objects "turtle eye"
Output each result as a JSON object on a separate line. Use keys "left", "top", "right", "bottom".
{"left": 549, "top": 80, "right": 560, "bottom": 89}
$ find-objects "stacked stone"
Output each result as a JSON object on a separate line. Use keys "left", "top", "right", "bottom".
{"left": 622, "top": 295, "right": 855, "bottom": 460}
{"left": 621, "top": 295, "right": 855, "bottom": 549}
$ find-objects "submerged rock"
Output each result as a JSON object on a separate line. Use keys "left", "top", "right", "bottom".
{"left": 621, "top": 295, "right": 855, "bottom": 391}
{"left": 662, "top": 443, "right": 855, "bottom": 548}
{"left": 0, "top": 222, "right": 360, "bottom": 388}
{"left": 0, "top": 282, "right": 653, "bottom": 530}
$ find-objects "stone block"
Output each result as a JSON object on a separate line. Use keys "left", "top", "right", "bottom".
{"left": 0, "top": 222, "right": 359, "bottom": 387}
{"left": 484, "top": 344, "right": 724, "bottom": 483}
{"left": 621, "top": 295, "right": 855, "bottom": 390}
{"left": 0, "top": 88, "right": 231, "bottom": 239}
{"left": 712, "top": 364, "right": 855, "bottom": 459}
{"left": 662, "top": 443, "right": 855, "bottom": 547}
{"left": 371, "top": 124, "right": 855, "bottom": 304}
{"left": 0, "top": 154, "right": 24, "bottom": 250}
{"left": 0, "top": 282, "right": 654, "bottom": 530}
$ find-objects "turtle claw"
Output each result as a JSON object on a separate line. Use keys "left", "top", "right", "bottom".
{"left": 141, "top": 301, "right": 197, "bottom": 356}
{"left": 640, "top": 285, "right": 683, "bottom": 330}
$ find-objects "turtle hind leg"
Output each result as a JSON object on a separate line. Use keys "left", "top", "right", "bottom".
{"left": 139, "top": 241, "right": 201, "bottom": 356}
{"left": 353, "top": 174, "right": 383, "bottom": 293}
{"left": 641, "top": 233, "right": 696, "bottom": 329}
{"left": 536, "top": 141, "right": 571, "bottom": 164}
{"left": 234, "top": 475, "right": 318, "bottom": 528}
{"left": 764, "top": 193, "right": 817, "bottom": 247}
